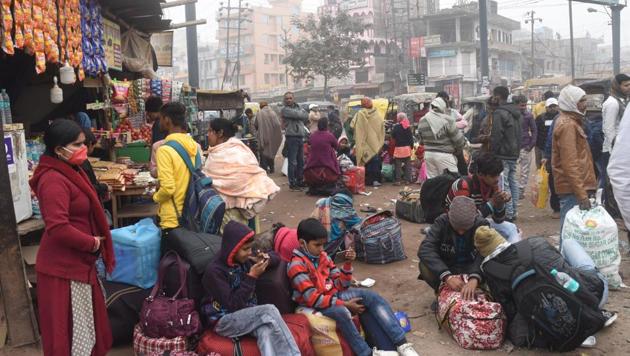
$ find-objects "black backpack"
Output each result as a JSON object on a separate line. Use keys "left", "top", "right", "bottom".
{"left": 420, "top": 170, "right": 460, "bottom": 223}
{"left": 484, "top": 241, "right": 606, "bottom": 352}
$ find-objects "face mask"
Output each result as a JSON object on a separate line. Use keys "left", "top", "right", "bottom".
{"left": 62, "top": 145, "right": 88, "bottom": 165}
{"left": 301, "top": 241, "right": 319, "bottom": 260}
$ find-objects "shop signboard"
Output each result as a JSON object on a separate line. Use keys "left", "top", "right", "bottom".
{"left": 151, "top": 31, "right": 174, "bottom": 67}
{"left": 428, "top": 49, "right": 456, "bottom": 58}
{"left": 340, "top": 0, "right": 369, "bottom": 10}
{"left": 4, "top": 135, "right": 14, "bottom": 166}
{"left": 409, "top": 37, "right": 424, "bottom": 58}
{"left": 103, "top": 19, "right": 122, "bottom": 71}
{"left": 424, "top": 35, "right": 442, "bottom": 47}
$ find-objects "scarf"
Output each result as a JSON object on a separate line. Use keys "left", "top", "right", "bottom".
{"left": 30, "top": 155, "right": 115, "bottom": 273}
{"left": 558, "top": 85, "right": 586, "bottom": 116}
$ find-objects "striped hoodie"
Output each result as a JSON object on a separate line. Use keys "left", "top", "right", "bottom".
{"left": 287, "top": 249, "right": 353, "bottom": 310}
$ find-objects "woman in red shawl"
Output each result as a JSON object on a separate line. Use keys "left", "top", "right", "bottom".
{"left": 30, "top": 119, "right": 115, "bottom": 356}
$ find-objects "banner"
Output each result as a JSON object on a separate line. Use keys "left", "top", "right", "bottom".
{"left": 151, "top": 32, "right": 174, "bottom": 67}
{"left": 409, "top": 37, "right": 423, "bottom": 59}
{"left": 103, "top": 19, "right": 122, "bottom": 71}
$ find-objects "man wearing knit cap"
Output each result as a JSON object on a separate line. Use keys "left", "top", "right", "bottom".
{"left": 418, "top": 196, "right": 489, "bottom": 301}
{"left": 475, "top": 227, "right": 617, "bottom": 347}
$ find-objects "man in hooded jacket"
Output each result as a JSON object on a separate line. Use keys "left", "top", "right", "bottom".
{"left": 551, "top": 85, "right": 597, "bottom": 230}
{"left": 490, "top": 86, "right": 522, "bottom": 221}
{"left": 417, "top": 97, "right": 467, "bottom": 178}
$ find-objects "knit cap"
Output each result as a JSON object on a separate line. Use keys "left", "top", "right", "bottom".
{"left": 474, "top": 226, "right": 507, "bottom": 257}
{"left": 448, "top": 196, "right": 479, "bottom": 232}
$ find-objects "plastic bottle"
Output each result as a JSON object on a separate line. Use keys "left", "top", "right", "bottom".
{"left": 1, "top": 89, "right": 11, "bottom": 124}
{"left": 550, "top": 269, "right": 580, "bottom": 293}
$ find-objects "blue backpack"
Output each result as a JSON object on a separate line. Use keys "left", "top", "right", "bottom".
{"left": 165, "top": 141, "right": 225, "bottom": 234}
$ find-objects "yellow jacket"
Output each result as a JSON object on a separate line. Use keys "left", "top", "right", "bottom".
{"left": 352, "top": 108, "right": 385, "bottom": 166}
{"left": 532, "top": 101, "right": 546, "bottom": 119}
{"left": 153, "top": 133, "right": 200, "bottom": 229}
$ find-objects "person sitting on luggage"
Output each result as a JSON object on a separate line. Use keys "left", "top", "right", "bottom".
{"left": 445, "top": 152, "right": 519, "bottom": 242}
{"left": 303, "top": 117, "right": 342, "bottom": 195}
{"left": 474, "top": 227, "right": 617, "bottom": 348}
{"left": 418, "top": 196, "right": 489, "bottom": 302}
{"left": 288, "top": 218, "right": 419, "bottom": 356}
{"left": 201, "top": 221, "right": 301, "bottom": 356}
{"left": 311, "top": 191, "right": 362, "bottom": 255}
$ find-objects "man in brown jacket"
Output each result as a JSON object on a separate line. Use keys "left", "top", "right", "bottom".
{"left": 552, "top": 85, "right": 597, "bottom": 231}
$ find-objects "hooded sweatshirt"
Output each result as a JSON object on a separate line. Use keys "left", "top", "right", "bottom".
{"left": 417, "top": 98, "right": 467, "bottom": 154}
{"left": 201, "top": 221, "right": 279, "bottom": 326}
{"left": 153, "top": 132, "right": 200, "bottom": 229}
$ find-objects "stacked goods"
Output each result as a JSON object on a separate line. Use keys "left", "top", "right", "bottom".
{"left": 1, "top": 0, "right": 14, "bottom": 55}
{"left": 44, "top": 0, "right": 60, "bottom": 64}
{"left": 96, "top": 169, "right": 124, "bottom": 190}
{"left": 116, "top": 118, "right": 151, "bottom": 143}
{"left": 112, "top": 79, "right": 131, "bottom": 118}
{"left": 121, "top": 168, "right": 139, "bottom": 185}
{"left": 13, "top": 0, "right": 24, "bottom": 49}
{"left": 80, "top": 0, "right": 106, "bottom": 77}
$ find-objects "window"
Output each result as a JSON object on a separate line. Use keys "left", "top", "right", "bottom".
{"left": 271, "top": 54, "right": 277, "bottom": 64}
{"left": 265, "top": 73, "right": 271, "bottom": 84}
{"left": 279, "top": 54, "right": 285, "bottom": 64}
{"left": 264, "top": 54, "right": 270, "bottom": 64}
{"left": 279, "top": 73, "right": 286, "bottom": 84}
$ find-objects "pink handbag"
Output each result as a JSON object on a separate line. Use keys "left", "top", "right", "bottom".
{"left": 436, "top": 276, "right": 506, "bottom": 350}
{"left": 140, "top": 251, "right": 201, "bottom": 339}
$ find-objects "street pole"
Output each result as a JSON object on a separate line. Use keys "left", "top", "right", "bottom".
{"left": 569, "top": 0, "right": 575, "bottom": 82}
{"left": 479, "top": 0, "right": 489, "bottom": 81}
{"left": 611, "top": 5, "right": 622, "bottom": 75}
{"left": 525, "top": 11, "right": 542, "bottom": 80}
{"left": 282, "top": 27, "right": 290, "bottom": 89}
{"left": 235, "top": 0, "right": 242, "bottom": 88}
{"left": 221, "top": 0, "right": 232, "bottom": 90}
{"left": 185, "top": 2, "right": 199, "bottom": 88}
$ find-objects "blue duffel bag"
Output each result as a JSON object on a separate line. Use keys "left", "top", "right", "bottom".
{"left": 108, "top": 218, "right": 161, "bottom": 289}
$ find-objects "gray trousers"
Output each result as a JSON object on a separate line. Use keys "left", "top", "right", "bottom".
{"left": 215, "top": 304, "right": 301, "bottom": 356}
{"left": 394, "top": 157, "right": 412, "bottom": 183}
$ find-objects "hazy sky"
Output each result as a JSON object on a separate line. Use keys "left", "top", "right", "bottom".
{"left": 163, "top": 0, "right": 630, "bottom": 50}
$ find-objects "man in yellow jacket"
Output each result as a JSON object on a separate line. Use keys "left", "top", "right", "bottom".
{"left": 153, "top": 102, "right": 200, "bottom": 232}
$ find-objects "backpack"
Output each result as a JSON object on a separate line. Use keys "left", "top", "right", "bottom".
{"left": 483, "top": 241, "right": 606, "bottom": 352}
{"left": 420, "top": 171, "right": 460, "bottom": 223}
{"left": 164, "top": 141, "right": 225, "bottom": 234}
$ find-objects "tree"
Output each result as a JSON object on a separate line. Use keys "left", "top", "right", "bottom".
{"left": 283, "top": 12, "right": 369, "bottom": 98}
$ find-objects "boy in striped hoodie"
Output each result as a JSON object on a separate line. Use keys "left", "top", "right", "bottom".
{"left": 288, "top": 218, "right": 419, "bottom": 356}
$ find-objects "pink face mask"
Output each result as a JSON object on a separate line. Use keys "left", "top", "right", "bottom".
{"left": 62, "top": 145, "right": 88, "bottom": 165}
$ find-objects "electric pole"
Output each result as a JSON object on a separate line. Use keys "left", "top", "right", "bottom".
{"left": 611, "top": 4, "right": 624, "bottom": 75}
{"left": 219, "top": 1, "right": 251, "bottom": 90}
{"left": 479, "top": 0, "right": 489, "bottom": 84}
{"left": 525, "top": 10, "right": 542, "bottom": 80}
{"left": 569, "top": 0, "right": 575, "bottom": 81}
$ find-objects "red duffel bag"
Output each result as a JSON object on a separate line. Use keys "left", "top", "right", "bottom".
{"left": 196, "top": 314, "right": 315, "bottom": 356}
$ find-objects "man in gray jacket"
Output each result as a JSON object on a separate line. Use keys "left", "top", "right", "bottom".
{"left": 490, "top": 86, "right": 522, "bottom": 222}
{"left": 281, "top": 91, "right": 309, "bottom": 191}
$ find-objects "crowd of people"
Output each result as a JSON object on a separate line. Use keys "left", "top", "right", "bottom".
{"left": 28, "top": 72, "right": 630, "bottom": 355}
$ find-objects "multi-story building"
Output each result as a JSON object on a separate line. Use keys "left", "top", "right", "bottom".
{"left": 215, "top": 0, "right": 306, "bottom": 96}
{"left": 199, "top": 45, "right": 221, "bottom": 90}
{"left": 414, "top": 1, "right": 521, "bottom": 102}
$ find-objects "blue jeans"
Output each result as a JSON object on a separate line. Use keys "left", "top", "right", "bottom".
{"left": 488, "top": 219, "right": 521, "bottom": 243}
{"left": 502, "top": 160, "right": 519, "bottom": 219}
{"left": 286, "top": 136, "right": 304, "bottom": 187}
{"left": 559, "top": 194, "right": 578, "bottom": 236}
{"left": 561, "top": 239, "right": 609, "bottom": 309}
{"left": 215, "top": 305, "right": 300, "bottom": 356}
{"left": 321, "top": 289, "right": 406, "bottom": 356}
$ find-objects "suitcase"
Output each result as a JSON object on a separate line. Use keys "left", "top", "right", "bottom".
{"left": 196, "top": 314, "right": 315, "bottom": 356}
{"left": 342, "top": 166, "right": 365, "bottom": 194}
{"left": 395, "top": 190, "right": 424, "bottom": 224}
{"left": 109, "top": 218, "right": 161, "bottom": 289}
{"left": 133, "top": 324, "right": 189, "bottom": 356}
{"left": 103, "top": 281, "right": 152, "bottom": 346}
{"left": 165, "top": 229, "right": 222, "bottom": 275}
{"left": 256, "top": 260, "right": 296, "bottom": 315}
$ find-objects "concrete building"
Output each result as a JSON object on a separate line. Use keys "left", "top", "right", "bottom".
{"left": 199, "top": 45, "right": 221, "bottom": 90}
{"left": 414, "top": 1, "right": 521, "bottom": 102}
{"left": 216, "top": 0, "right": 306, "bottom": 96}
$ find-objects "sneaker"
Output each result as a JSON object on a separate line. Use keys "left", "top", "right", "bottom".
{"left": 372, "top": 348, "right": 398, "bottom": 356}
{"left": 372, "top": 181, "right": 382, "bottom": 187}
{"left": 421, "top": 227, "right": 430, "bottom": 235}
{"left": 580, "top": 335, "right": 597, "bottom": 348}
{"left": 602, "top": 310, "right": 618, "bottom": 327}
{"left": 397, "top": 343, "right": 420, "bottom": 356}
{"left": 551, "top": 211, "right": 561, "bottom": 219}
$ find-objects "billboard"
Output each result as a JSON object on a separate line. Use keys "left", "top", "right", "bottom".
{"left": 151, "top": 32, "right": 174, "bottom": 67}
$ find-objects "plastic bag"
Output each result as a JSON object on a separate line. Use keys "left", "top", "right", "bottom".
{"left": 530, "top": 165, "right": 549, "bottom": 209}
{"left": 562, "top": 205, "right": 622, "bottom": 289}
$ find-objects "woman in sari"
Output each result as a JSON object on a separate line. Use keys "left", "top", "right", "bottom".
{"left": 203, "top": 119, "right": 280, "bottom": 232}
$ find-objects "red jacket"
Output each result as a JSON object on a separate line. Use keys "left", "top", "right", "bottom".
{"left": 30, "top": 155, "right": 115, "bottom": 283}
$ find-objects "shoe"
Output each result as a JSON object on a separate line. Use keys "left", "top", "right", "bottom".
{"left": 421, "top": 227, "right": 430, "bottom": 235}
{"left": 297, "top": 182, "right": 308, "bottom": 188}
{"left": 372, "top": 181, "right": 382, "bottom": 187}
{"left": 372, "top": 348, "right": 398, "bottom": 356}
{"left": 580, "top": 335, "right": 597, "bottom": 348}
{"left": 602, "top": 310, "right": 618, "bottom": 327}
{"left": 397, "top": 343, "right": 420, "bottom": 356}
{"left": 551, "top": 211, "right": 561, "bottom": 219}
{"left": 289, "top": 186, "right": 303, "bottom": 192}
{"left": 393, "top": 181, "right": 402, "bottom": 186}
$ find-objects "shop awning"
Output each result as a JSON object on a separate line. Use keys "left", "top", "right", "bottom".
{"left": 101, "top": 0, "right": 171, "bottom": 33}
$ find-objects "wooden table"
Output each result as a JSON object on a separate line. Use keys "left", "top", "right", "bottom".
{"left": 111, "top": 186, "right": 158, "bottom": 228}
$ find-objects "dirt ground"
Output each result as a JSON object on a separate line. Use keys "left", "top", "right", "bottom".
{"left": 7, "top": 170, "right": 630, "bottom": 356}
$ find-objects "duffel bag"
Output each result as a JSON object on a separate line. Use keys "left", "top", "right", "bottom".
{"left": 395, "top": 189, "right": 424, "bottom": 224}
{"left": 103, "top": 280, "right": 152, "bottom": 346}
{"left": 437, "top": 275, "right": 506, "bottom": 350}
{"left": 133, "top": 324, "right": 189, "bottom": 356}
{"left": 355, "top": 211, "right": 406, "bottom": 264}
{"left": 165, "top": 229, "right": 222, "bottom": 276}
{"left": 108, "top": 218, "right": 161, "bottom": 289}
{"left": 196, "top": 314, "right": 315, "bottom": 356}
{"left": 256, "top": 260, "right": 296, "bottom": 315}
{"left": 162, "top": 252, "right": 205, "bottom": 306}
